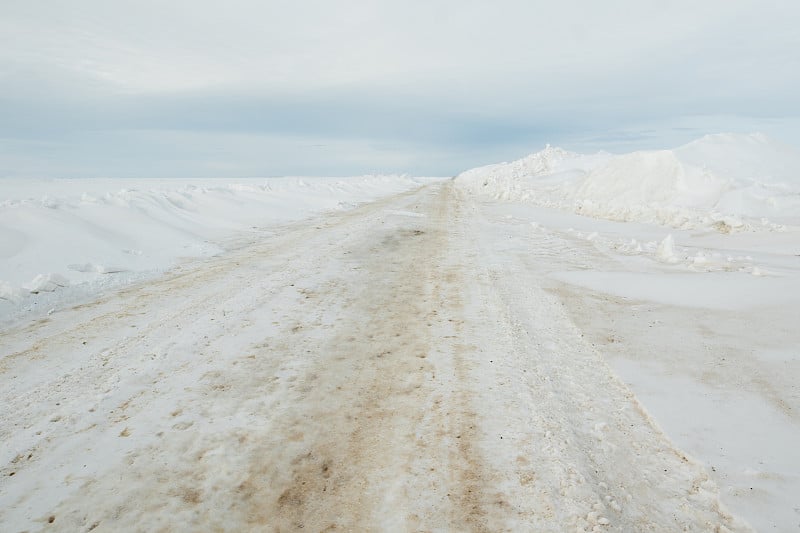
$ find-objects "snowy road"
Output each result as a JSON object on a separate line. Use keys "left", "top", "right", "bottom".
{"left": 1, "top": 182, "right": 747, "bottom": 531}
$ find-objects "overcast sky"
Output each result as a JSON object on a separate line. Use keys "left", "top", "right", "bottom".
{"left": 2, "top": 0, "right": 799, "bottom": 177}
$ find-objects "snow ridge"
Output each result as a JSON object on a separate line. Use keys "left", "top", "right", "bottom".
{"left": 455, "top": 133, "right": 800, "bottom": 231}
{"left": 0, "top": 175, "right": 428, "bottom": 325}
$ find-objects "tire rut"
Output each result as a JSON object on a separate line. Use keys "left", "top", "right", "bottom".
{"left": 251, "top": 182, "right": 496, "bottom": 531}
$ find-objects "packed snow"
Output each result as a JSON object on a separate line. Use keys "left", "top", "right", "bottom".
{"left": 455, "top": 133, "right": 800, "bottom": 531}
{"left": 1, "top": 133, "right": 798, "bottom": 531}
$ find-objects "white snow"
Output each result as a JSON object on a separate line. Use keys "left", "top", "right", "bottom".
{"left": 20, "top": 273, "right": 70, "bottom": 294}
{"left": 0, "top": 182, "right": 751, "bottom": 532}
{"left": 455, "top": 132, "right": 800, "bottom": 230}
{"left": 0, "top": 175, "right": 429, "bottom": 325}
{"left": 456, "top": 132, "right": 800, "bottom": 530}
{"left": 2, "top": 132, "right": 799, "bottom": 530}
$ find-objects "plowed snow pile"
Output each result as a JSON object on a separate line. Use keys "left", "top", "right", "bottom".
{"left": 0, "top": 175, "right": 428, "bottom": 324}
{"left": 456, "top": 133, "right": 800, "bottom": 231}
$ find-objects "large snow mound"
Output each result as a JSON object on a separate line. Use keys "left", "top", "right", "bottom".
{"left": 455, "top": 133, "right": 800, "bottom": 230}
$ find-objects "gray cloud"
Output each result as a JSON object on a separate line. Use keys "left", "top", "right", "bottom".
{"left": 2, "top": 0, "right": 799, "bottom": 177}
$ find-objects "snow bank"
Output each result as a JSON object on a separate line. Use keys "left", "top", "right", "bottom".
{"left": 455, "top": 133, "right": 800, "bottom": 230}
{"left": 0, "top": 175, "right": 426, "bottom": 322}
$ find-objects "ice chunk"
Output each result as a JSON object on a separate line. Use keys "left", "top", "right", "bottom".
{"left": 656, "top": 234, "right": 679, "bottom": 264}
{"left": 22, "top": 273, "right": 70, "bottom": 293}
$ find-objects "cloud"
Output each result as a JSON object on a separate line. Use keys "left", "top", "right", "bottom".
{"left": 1, "top": 0, "right": 799, "bottom": 176}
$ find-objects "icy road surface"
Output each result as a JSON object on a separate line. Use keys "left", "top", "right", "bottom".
{"left": 1, "top": 182, "right": 747, "bottom": 531}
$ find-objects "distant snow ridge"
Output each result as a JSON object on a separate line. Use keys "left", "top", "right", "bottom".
{"left": 455, "top": 133, "right": 800, "bottom": 231}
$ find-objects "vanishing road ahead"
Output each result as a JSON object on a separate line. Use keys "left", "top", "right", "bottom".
{"left": 1, "top": 182, "right": 746, "bottom": 531}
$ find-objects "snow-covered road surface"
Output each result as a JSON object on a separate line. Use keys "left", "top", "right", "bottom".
{"left": 1, "top": 182, "right": 748, "bottom": 531}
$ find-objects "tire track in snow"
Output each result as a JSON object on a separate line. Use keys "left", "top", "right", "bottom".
{"left": 1, "top": 183, "right": 499, "bottom": 531}
{"left": 455, "top": 188, "right": 750, "bottom": 531}
{"left": 0, "top": 182, "right": 749, "bottom": 531}
{"left": 246, "top": 182, "right": 496, "bottom": 531}
{"left": 1, "top": 186, "right": 443, "bottom": 530}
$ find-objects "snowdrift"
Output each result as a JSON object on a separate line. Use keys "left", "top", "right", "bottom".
{"left": 455, "top": 133, "right": 800, "bottom": 231}
{"left": 0, "top": 175, "right": 425, "bottom": 321}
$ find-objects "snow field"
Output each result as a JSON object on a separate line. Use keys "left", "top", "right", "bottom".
{"left": 2, "top": 132, "right": 799, "bottom": 530}
{"left": 0, "top": 183, "right": 749, "bottom": 531}
{"left": 0, "top": 175, "right": 429, "bottom": 325}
